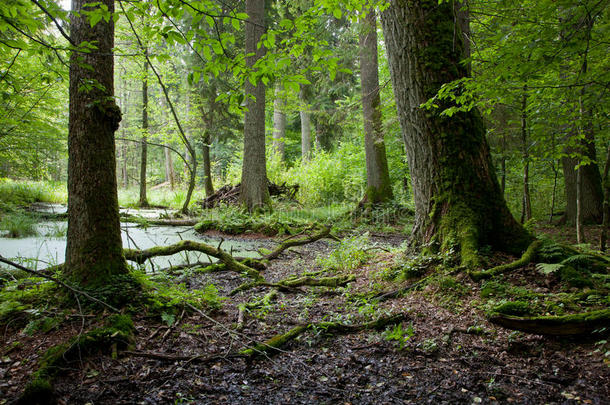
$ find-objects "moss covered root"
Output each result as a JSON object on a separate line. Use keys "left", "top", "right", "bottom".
{"left": 489, "top": 308, "right": 610, "bottom": 336}
{"left": 470, "top": 239, "right": 542, "bottom": 281}
{"left": 18, "top": 315, "right": 135, "bottom": 404}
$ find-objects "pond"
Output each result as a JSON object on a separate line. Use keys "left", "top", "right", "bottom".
{"left": 0, "top": 206, "right": 264, "bottom": 271}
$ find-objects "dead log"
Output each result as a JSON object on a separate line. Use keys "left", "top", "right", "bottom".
{"left": 240, "top": 313, "right": 408, "bottom": 357}
{"left": 198, "top": 181, "right": 299, "bottom": 209}
{"left": 489, "top": 308, "right": 610, "bottom": 336}
{"left": 124, "top": 240, "right": 263, "bottom": 281}
{"left": 263, "top": 226, "right": 331, "bottom": 260}
{"left": 230, "top": 274, "right": 356, "bottom": 296}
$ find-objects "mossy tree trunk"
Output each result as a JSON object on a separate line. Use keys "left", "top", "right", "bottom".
{"left": 240, "top": 0, "right": 270, "bottom": 211}
{"left": 359, "top": 9, "right": 393, "bottom": 205}
{"left": 66, "top": 0, "right": 128, "bottom": 285}
{"left": 380, "top": 0, "right": 530, "bottom": 266}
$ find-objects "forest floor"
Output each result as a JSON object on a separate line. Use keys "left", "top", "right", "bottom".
{"left": 1, "top": 226, "right": 609, "bottom": 404}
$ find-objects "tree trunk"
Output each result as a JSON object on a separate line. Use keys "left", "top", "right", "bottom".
{"left": 66, "top": 0, "right": 128, "bottom": 285}
{"left": 201, "top": 131, "right": 214, "bottom": 197}
{"left": 520, "top": 89, "right": 532, "bottom": 223}
{"left": 164, "top": 145, "right": 175, "bottom": 190}
{"left": 359, "top": 9, "right": 393, "bottom": 205}
{"left": 600, "top": 144, "right": 610, "bottom": 251}
{"left": 138, "top": 52, "right": 149, "bottom": 207}
{"left": 299, "top": 85, "right": 311, "bottom": 161}
{"left": 272, "top": 84, "right": 286, "bottom": 159}
{"left": 240, "top": 0, "right": 269, "bottom": 211}
{"left": 380, "top": 0, "right": 530, "bottom": 266}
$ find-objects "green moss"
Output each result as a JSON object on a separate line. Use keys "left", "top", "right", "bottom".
{"left": 18, "top": 376, "right": 55, "bottom": 405}
{"left": 559, "top": 266, "right": 594, "bottom": 289}
{"left": 494, "top": 301, "right": 532, "bottom": 316}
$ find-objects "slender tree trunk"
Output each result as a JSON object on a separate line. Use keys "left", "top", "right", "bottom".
{"left": 272, "top": 85, "right": 286, "bottom": 159}
{"left": 359, "top": 9, "right": 393, "bottom": 205}
{"left": 600, "top": 144, "right": 610, "bottom": 251}
{"left": 164, "top": 146, "right": 175, "bottom": 190}
{"left": 240, "top": 0, "right": 269, "bottom": 211}
{"left": 520, "top": 89, "right": 532, "bottom": 223}
{"left": 201, "top": 131, "right": 214, "bottom": 196}
{"left": 122, "top": 142, "right": 129, "bottom": 188}
{"left": 139, "top": 52, "right": 149, "bottom": 207}
{"left": 380, "top": 0, "right": 530, "bottom": 266}
{"left": 299, "top": 85, "right": 311, "bottom": 161}
{"left": 550, "top": 159, "right": 558, "bottom": 223}
{"left": 66, "top": 0, "right": 127, "bottom": 285}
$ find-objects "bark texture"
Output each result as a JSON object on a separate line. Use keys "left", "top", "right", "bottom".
{"left": 201, "top": 131, "right": 214, "bottom": 197}
{"left": 299, "top": 85, "right": 311, "bottom": 161}
{"left": 66, "top": 0, "right": 127, "bottom": 284}
{"left": 380, "top": 0, "right": 530, "bottom": 265}
{"left": 240, "top": 0, "right": 269, "bottom": 211}
{"left": 272, "top": 85, "right": 286, "bottom": 159}
{"left": 561, "top": 145, "right": 603, "bottom": 225}
{"left": 139, "top": 55, "right": 149, "bottom": 207}
{"left": 359, "top": 9, "right": 393, "bottom": 204}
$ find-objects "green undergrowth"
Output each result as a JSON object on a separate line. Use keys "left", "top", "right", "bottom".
{"left": 118, "top": 186, "right": 206, "bottom": 210}
{"left": 317, "top": 233, "right": 373, "bottom": 272}
{"left": 18, "top": 314, "right": 135, "bottom": 405}
{"left": 195, "top": 202, "right": 352, "bottom": 236}
{"left": 0, "top": 211, "right": 39, "bottom": 237}
{"left": 0, "top": 179, "right": 66, "bottom": 212}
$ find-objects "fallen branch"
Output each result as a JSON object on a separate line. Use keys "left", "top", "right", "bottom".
{"left": 489, "top": 309, "right": 610, "bottom": 336}
{"left": 470, "top": 239, "right": 542, "bottom": 281}
{"left": 124, "top": 240, "right": 263, "bottom": 281}
{"left": 263, "top": 226, "right": 331, "bottom": 260}
{"left": 240, "top": 313, "right": 408, "bottom": 357}
{"left": 230, "top": 274, "right": 355, "bottom": 296}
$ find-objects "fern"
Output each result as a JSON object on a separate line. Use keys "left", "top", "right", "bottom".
{"left": 536, "top": 262, "right": 563, "bottom": 275}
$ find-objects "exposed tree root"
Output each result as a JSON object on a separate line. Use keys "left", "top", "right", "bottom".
{"left": 124, "top": 240, "right": 263, "bottom": 280}
{"left": 489, "top": 308, "right": 610, "bottom": 336}
{"left": 230, "top": 274, "right": 356, "bottom": 296}
{"left": 240, "top": 313, "right": 408, "bottom": 357}
{"left": 470, "top": 239, "right": 542, "bottom": 281}
{"left": 263, "top": 226, "right": 332, "bottom": 260}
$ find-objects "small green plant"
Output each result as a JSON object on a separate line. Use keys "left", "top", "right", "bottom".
{"left": 317, "top": 233, "right": 372, "bottom": 272}
{"left": 383, "top": 323, "right": 414, "bottom": 350}
{"left": 0, "top": 212, "right": 38, "bottom": 237}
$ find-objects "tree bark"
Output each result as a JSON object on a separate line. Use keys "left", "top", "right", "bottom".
{"left": 272, "top": 84, "right": 286, "bottom": 159}
{"left": 139, "top": 52, "right": 149, "bottom": 207}
{"left": 201, "top": 131, "right": 214, "bottom": 197}
{"left": 240, "top": 0, "right": 269, "bottom": 211}
{"left": 600, "top": 144, "right": 610, "bottom": 251}
{"left": 359, "top": 9, "right": 393, "bottom": 205}
{"left": 520, "top": 89, "right": 532, "bottom": 223}
{"left": 299, "top": 85, "right": 311, "bottom": 161}
{"left": 164, "top": 145, "right": 175, "bottom": 190}
{"left": 66, "top": 0, "right": 128, "bottom": 285}
{"left": 380, "top": 0, "right": 530, "bottom": 266}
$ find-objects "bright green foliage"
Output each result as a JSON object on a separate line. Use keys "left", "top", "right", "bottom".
{"left": 0, "top": 212, "right": 38, "bottom": 237}
{"left": 383, "top": 322, "right": 414, "bottom": 350}
{"left": 317, "top": 233, "right": 371, "bottom": 272}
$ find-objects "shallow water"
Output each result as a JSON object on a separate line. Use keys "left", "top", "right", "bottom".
{"left": 1, "top": 206, "right": 262, "bottom": 271}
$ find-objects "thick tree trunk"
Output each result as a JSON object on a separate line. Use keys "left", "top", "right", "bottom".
{"left": 299, "top": 85, "right": 311, "bottom": 161}
{"left": 66, "top": 0, "right": 128, "bottom": 285}
{"left": 380, "top": 0, "right": 530, "bottom": 266}
{"left": 240, "top": 0, "right": 269, "bottom": 211}
{"left": 139, "top": 53, "right": 149, "bottom": 207}
{"left": 561, "top": 146, "right": 603, "bottom": 225}
{"left": 272, "top": 85, "right": 286, "bottom": 159}
{"left": 359, "top": 9, "right": 393, "bottom": 205}
{"left": 600, "top": 144, "right": 610, "bottom": 251}
{"left": 201, "top": 131, "right": 214, "bottom": 197}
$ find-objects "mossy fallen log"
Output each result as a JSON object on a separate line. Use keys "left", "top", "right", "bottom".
{"left": 230, "top": 274, "right": 356, "bottom": 296}
{"left": 470, "top": 239, "right": 542, "bottom": 281}
{"left": 124, "top": 240, "right": 263, "bottom": 281}
{"left": 240, "top": 313, "right": 407, "bottom": 357}
{"left": 263, "top": 226, "right": 331, "bottom": 260}
{"left": 489, "top": 308, "right": 610, "bottom": 336}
